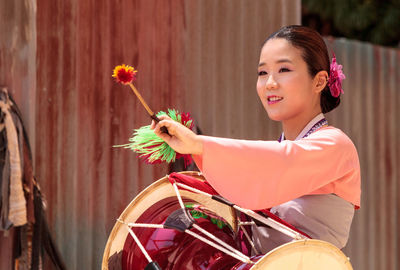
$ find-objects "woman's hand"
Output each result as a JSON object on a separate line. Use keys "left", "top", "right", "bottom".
{"left": 151, "top": 115, "right": 203, "bottom": 155}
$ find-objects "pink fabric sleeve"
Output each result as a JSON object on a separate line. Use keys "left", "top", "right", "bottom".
{"left": 192, "top": 127, "right": 360, "bottom": 210}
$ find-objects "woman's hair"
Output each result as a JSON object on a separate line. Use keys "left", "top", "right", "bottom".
{"left": 263, "top": 25, "right": 340, "bottom": 113}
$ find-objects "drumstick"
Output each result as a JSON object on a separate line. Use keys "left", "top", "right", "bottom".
{"left": 112, "top": 64, "right": 169, "bottom": 134}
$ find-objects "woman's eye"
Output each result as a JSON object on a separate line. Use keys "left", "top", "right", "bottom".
{"left": 279, "top": 68, "right": 291, "bottom": 73}
{"left": 258, "top": 71, "right": 268, "bottom": 76}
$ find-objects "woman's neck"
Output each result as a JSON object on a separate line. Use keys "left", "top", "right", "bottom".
{"left": 281, "top": 110, "right": 322, "bottom": 140}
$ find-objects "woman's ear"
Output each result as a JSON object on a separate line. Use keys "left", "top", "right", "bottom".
{"left": 314, "top": 70, "right": 328, "bottom": 93}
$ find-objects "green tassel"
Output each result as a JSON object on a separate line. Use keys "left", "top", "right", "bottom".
{"left": 116, "top": 109, "right": 193, "bottom": 165}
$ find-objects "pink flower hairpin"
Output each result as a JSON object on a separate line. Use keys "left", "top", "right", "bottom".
{"left": 328, "top": 54, "right": 346, "bottom": 98}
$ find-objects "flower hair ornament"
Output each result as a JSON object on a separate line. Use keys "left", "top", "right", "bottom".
{"left": 328, "top": 54, "right": 346, "bottom": 98}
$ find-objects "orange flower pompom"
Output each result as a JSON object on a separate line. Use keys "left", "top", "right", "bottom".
{"left": 112, "top": 64, "right": 137, "bottom": 85}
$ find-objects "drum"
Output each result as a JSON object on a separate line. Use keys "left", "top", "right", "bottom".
{"left": 231, "top": 239, "right": 353, "bottom": 269}
{"left": 102, "top": 171, "right": 240, "bottom": 270}
{"left": 102, "top": 172, "right": 353, "bottom": 270}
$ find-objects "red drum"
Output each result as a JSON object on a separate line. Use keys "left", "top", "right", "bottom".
{"left": 102, "top": 172, "right": 353, "bottom": 270}
{"left": 102, "top": 172, "right": 240, "bottom": 269}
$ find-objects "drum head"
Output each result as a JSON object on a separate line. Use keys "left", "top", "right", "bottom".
{"left": 102, "top": 171, "right": 238, "bottom": 270}
{"left": 248, "top": 239, "right": 353, "bottom": 270}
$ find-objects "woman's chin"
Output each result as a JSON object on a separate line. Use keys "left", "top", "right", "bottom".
{"left": 266, "top": 111, "right": 284, "bottom": 122}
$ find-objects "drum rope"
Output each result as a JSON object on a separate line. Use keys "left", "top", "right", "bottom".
{"left": 118, "top": 219, "right": 164, "bottom": 229}
{"left": 172, "top": 181, "right": 252, "bottom": 263}
{"left": 234, "top": 206, "right": 306, "bottom": 240}
{"left": 192, "top": 223, "right": 251, "bottom": 262}
{"left": 172, "top": 182, "right": 186, "bottom": 209}
{"left": 118, "top": 179, "right": 306, "bottom": 267}
{"left": 238, "top": 219, "right": 260, "bottom": 255}
{"left": 118, "top": 219, "right": 253, "bottom": 264}
{"left": 125, "top": 225, "right": 154, "bottom": 264}
{"left": 117, "top": 219, "right": 251, "bottom": 263}
{"left": 238, "top": 221, "right": 256, "bottom": 226}
{"left": 176, "top": 182, "right": 211, "bottom": 197}
{"left": 175, "top": 182, "right": 307, "bottom": 240}
{"left": 118, "top": 182, "right": 254, "bottom": 265}
{"left": 184, "top": 229, "right": 253, "bottom": 264}
{"left": 172, "top": 182, "right": 193, "bottom": 222}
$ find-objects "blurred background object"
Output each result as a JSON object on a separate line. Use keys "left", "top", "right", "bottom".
{"left": 302, "top": 0, "right": 400, "bottom": 47}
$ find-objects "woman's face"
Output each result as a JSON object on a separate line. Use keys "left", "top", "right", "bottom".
{"left": 257, "top": 38, "right": 321, "bottom": 123}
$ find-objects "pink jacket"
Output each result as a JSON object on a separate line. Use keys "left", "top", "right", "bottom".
{"left": 193, "top": 126, "right": 361, "bottom": 210}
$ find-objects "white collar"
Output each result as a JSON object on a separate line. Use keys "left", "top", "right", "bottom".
{"left": 280, "top": 113, "right": 325, "bottom": 141}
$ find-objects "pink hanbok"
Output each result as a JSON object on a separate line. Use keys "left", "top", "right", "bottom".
{"left": 193, "top": 114, "right": 361, "bottom": 252}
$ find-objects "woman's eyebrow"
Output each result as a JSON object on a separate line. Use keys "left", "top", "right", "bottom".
{"left": 276, "top": 58, "right": 292, "bottom": 64}
{"left": 259, "top": 58, "right": 293, "bottom": 67}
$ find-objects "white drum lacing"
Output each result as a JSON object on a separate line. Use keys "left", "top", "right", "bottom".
{"left": 117, "top": 180, "right": 309, "bottom": 266}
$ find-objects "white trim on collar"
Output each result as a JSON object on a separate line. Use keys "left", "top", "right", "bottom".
{"left": 280, "top": 113, "right": 325, "bottom": 141}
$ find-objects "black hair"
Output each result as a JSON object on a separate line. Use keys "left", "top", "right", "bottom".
{"left": 263, "top": 25, "right": 340, "bottom": 113}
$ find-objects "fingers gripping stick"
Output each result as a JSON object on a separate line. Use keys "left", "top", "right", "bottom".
{"left": 151, "top": 114, "right": 170, "bottom": 135}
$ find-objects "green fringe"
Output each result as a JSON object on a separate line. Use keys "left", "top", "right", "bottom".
{"left": 117, "top": 109, "right": 192, "bottom": 164}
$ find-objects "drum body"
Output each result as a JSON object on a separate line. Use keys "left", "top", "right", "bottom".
{"left": 102, "top": 172, "right": 240, "bottom": 270}
{"left": 103, "top": 172, "right": 353, "bottom": 270}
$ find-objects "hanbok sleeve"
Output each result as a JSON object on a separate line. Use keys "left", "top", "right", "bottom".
{"left": 192, "top": 127, "right": 360, "bottom": 210}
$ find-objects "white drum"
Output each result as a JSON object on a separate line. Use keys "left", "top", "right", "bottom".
{"left": 245, "top": 239, "right": 353, "bottom": 269}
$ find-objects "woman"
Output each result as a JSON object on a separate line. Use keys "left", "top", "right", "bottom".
{"left": 152, "top": 25, "right": 361, "bottom": 253}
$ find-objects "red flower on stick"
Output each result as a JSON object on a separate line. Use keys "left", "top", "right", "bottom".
{"left": 112, "top": 64, "right": 157, "bottom": 118}
{"left": 112, "top": 64, "right": 137, "bottom": 84}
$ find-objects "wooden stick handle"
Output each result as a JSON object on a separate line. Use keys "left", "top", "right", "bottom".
{"left": 128, "top": 83, "right": 154, "bottom": 116}
{"left": 127, "top": 83, "right": 170, "bottom": 135}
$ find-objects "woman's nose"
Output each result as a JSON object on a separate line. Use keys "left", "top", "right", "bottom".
{"left": 265, "top": 75, "right": 278, "bottom": 90}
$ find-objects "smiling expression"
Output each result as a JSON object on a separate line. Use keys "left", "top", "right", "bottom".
{"left": 257, "top": 38, "right": 322, "bottom": 124}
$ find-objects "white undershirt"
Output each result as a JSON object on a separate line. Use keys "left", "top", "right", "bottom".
{"left": 279, "top": 113, "right": 325, "bottom": 141}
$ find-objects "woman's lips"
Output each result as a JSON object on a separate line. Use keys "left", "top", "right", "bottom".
{"left": 267, "top": 95, "right": 283, "bottom": 105}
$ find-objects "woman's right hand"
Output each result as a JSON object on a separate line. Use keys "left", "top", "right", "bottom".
{"left": 151, "top": 115, "right": 203, "bottom": 155}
